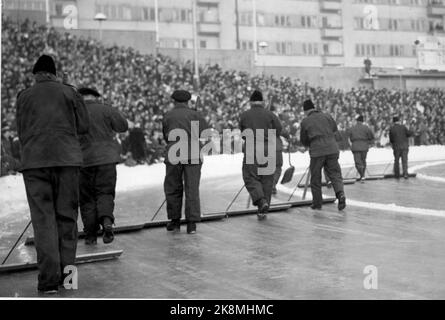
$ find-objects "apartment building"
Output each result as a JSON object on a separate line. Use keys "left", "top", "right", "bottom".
{"left": 3, "top": 0, "right": 445, "bottom": 70}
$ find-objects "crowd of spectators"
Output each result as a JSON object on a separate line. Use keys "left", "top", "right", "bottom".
{"left": 2, "top": 17, "right": 444, "bottom": 175}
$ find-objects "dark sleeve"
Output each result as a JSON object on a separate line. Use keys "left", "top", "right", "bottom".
{"left": 197, "top": 112, "right": 210, "bottom": 135}
{"left": 73, "top": 92, "right": 89, "bottom": 135}
{"left": 271, "top": 113, "right": 283, "bottom": 136}
{"left": 15, "top": 97, "right": 23, "bottom": 143}
{"left": 389, "top": 127, "right": 394, "bottom": 144}
{"left": 300, "top": 122, "right": 310, "bottom": 147}
{"left": 239, "top": 114, "right": 245, "bottom": 132}
{"left": 346, "top": 128, "right": 352, "bottom": 142}
{"left": 162, "top": 117, "right": 168, "bottom": 142}
{"left": 329, "top": 115, "right": 338, "bottom": 133}
{"left": 367, "top": 127, "right": 375, "bottom": 142}
{"left": 107, "top": 107, "right": 128, "bottom": 133}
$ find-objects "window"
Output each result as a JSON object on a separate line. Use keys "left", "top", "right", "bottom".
{"left": 181, "top": 9, "right": 187, "bottom": 22}
{"left": 200, "top": 40, "right": 207, "bottom": 49}
{"left": 55, "top": 3, "right": 63, "bottom": 16}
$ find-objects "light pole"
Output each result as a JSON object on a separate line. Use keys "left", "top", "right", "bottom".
{"left": 154, "top": 0, "right": 159, "bottom": 50}
{"left": 252, "top": 0, "right": 257, "bottom": 65}
{"left": 396, "top": 65, "right": 404, "bottom": 110}
{"left": 94, "top": 13, "right": 107, "bottom": 101}
{"left": 396, "top": 65, "right": 404, "bottom": 90}
{"left": 191, "top": 0, "right": 200, "bottom": 90}
{"left": 258, "top": 41, "right": 268, "bottom": 75}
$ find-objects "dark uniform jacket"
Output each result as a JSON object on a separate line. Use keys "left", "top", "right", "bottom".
{"left": 389, "top": 123, "right": 413, "bottom": 150}
{"left": 239, "top": 104, "right": 283, "bottom": 164}
{"left": 16, "top": 73, "right": 89, "bottom": 170}
{"left": 347, "top": 123, "right": 374, "bottom": 152}
{"left": 79, "top": 100, "right": 128, "bottom": 167}
{"left": 300, "top": 109, "right": 339, "bottom": 158}
{"left": 162, "top": 103, "right": 209, "bottom": 164}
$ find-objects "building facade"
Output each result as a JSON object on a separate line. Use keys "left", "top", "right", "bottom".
{"left": 3, "top": 0, "right": 445, "bottom": 71}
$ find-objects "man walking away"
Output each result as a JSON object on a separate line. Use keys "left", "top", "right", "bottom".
{"left": 347, "top": 115, "right": 374, "bottom": 183}
{"left": 78, "top": 87, "right": 128, "bottom": 245}
{"left": 389, "top": 116, "right": 413, "bottom": 179}
{"left": 240, "top": 90, "right": 282, "bottom": 220}
{"left": 163, "top": 90, "right": 209, "bottom": 234}
{"left": 16, "top": 55, "right": 89, "bottom": 294}
{"left": 300, "top": 99, "right": 346, "bottom": 211}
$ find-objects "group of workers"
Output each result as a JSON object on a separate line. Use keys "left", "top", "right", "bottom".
{"left": 13, "top": 54, "right": 413, "bottom": 294}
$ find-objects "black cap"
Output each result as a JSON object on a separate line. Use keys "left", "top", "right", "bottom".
{"left": 356, "top": 115, "right": 364, "bottom": 122}
{"left": 171, "top": 90, "right": 191, "bottom": 102}
{"left": 78, "top": 87, "right": 101, "bottom": 97}
{"left": 250, "top": 90, "right": 263, "bottom": 102}
{"left": 303, "top": 99, "right": 315, "bottom": 111}
{"left": 393, "top": 116, "right": 400, "bottom": 123}
{"left": 32, "top": 54, "right": 56, "bottom": 76}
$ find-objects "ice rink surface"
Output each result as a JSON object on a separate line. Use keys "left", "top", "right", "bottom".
{"left": 0, "top": 148, "right": 445, "bottom": 299}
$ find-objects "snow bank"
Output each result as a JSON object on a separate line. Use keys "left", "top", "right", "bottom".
{"left": 1, "top": 145, "right": 445, "bottom": 219}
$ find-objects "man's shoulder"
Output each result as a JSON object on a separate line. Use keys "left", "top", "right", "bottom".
{"left": 16, "top": 87, "right": 30, "bottom": 100}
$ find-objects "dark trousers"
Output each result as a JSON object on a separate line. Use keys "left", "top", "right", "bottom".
{"left": 353, "top": 151, "right": 368, "bottom": 178}
{"left": 22, "top": 167, "right": 79, "bottom": 290}
{"left": 164, "top": 163, "right": 202, "bottom": 222}
{"left": 310, "top": 153, "right": 344, "bottom": 207}
{"left": 272, "top": 151, "right": 283, "bottom": 191}
{"left": 272, "top": 166, "right": 282, "bottom": 191}
{"left": 242, "top": 163, "right": 274, "bottom": 206}
{"left": 79, "top": 164, "right": 117, "bottom": 236}
{"left": 393, "top": 148, "right": 409, "bottom": 177}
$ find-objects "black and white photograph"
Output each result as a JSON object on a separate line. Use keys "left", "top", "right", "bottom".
{"left": 1, "top": 0, "right": 445, "bottom": 305}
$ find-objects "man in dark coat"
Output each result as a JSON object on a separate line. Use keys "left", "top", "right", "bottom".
{"left": 16, "top": 55, "right": 89, "bottom": 294}
{"left": 389, "top": 116, "right": 413, "bottom": 179}
{"left": 162, "top": 90, "right": 209, "bottom": 234}
{"left": 300, "top": 99, "right": 346, "bottom": 211}
{"left": 347, "top": 115, "right": 374, "bottom": 182}
{"left": 240, "top": 90, "right": 282, "bottom": 220}
{"left": 78, "top": 87, "right": 128, "bottom": 245}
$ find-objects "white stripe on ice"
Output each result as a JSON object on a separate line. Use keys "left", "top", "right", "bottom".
{"left": 277, "top": 180, "right": 445, "bottom": 218}
{"left": 416, "top": 174, "right": 445, "bottom": 184}
{"left": 409, "top": 160, "right": 445, "bottom": 172}
{"left": 409, "top": 160, "right": 445, "bottom": 184}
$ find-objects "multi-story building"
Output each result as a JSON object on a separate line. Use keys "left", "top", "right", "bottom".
{"left": 3, "top": 0, "right": 445, "bottom": 86}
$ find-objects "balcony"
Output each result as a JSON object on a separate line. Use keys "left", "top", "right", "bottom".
{"left": 320, "top": 0, "right": 342, "bottom": 13}
{"left": 321, "top": 27, "right": 343, "bottom": 39}
{"left": 322, "top": 54, "right": 344, "bottom": 66}
{"left": 197, "top": 22, "right": 221, "bottom": 35}
{"left": 427, "top": 2, "right": 445, "bottom": 16}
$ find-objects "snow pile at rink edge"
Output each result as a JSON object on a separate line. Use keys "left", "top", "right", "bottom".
{"left": 1, "top": 145, "right": 445, "bottom": 219}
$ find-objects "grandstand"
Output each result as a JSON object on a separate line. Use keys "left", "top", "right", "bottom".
{"left": 1, "top": 14, "right": 444, "bottom": 175}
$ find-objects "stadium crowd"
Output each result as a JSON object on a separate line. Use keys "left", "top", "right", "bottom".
{"left": 2, "top": 18, "right": 445, "bottom": 175}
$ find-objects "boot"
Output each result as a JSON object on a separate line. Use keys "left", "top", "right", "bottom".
{"left": 85, "top": 233, "right": 97, "bottom": 245}
{"left": 102, "top": 217, "right": 114, "bottom": 244}
{"left": 336, "top": 191, "right": 346, "bottom": 211}
{"left": 257, "top": 199, "right": 269, "bottom": 220}
{"left": 166, "top": 219, "right": 180, "bottom": 232}
{"left": 187, "top": 221, "right": 196, "bottom": 234}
